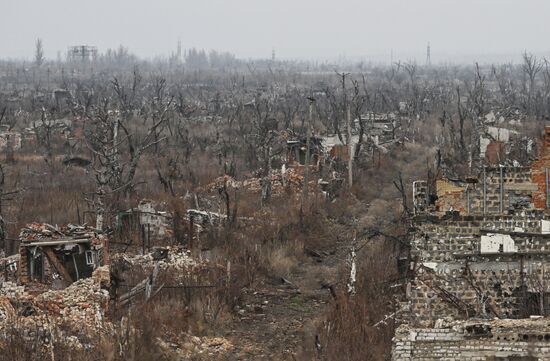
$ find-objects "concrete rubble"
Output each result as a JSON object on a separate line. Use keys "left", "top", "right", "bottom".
{"left": 0, "top": 219, "right": 218, "bottom": 356}
{"left": 0, "top": 266, "right": 112, "bottom": 351}
{"left": 113, "top": 246, "right": 201, "bottom": 275}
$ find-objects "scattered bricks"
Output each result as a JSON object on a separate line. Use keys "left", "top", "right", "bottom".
{"left": 111, "top": 246, "right": 213, "bottom": 287}
{"left": 0, "top": 271, "right": 113, "bottom": 352}
{"left": 92, "top": 265, "right": 110, "bottom": 288}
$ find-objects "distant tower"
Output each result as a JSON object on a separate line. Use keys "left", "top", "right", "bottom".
{"left": 426, "top": 42, "right": 431, "bottom": 66}
{"left": 272, "top": 48, "right": 276, "bottom": 62}
{"left": 67, "top": 45, "right": 98, "bottom": 62}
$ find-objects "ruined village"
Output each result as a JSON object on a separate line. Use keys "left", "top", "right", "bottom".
{"left": 3, "top": 2, "right": 550, "bottom": 360}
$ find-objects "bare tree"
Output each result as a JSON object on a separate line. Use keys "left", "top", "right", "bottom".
{"left": 79, "top": 73, "right": 172, "bottom": 230}
{"left": 34, "top": 38, "right": 45, "bottom": 67}
{"left": 522, "top": 52, "right": 543, "bottom": 115}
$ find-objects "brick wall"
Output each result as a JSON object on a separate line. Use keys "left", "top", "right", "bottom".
{"left": 393, "top": 322, "right": 550, "bottom": 360}
{"left": 431, "top": 167, "right": 536, "bottom": 215}
{"left": 396, "top": 128, "right": 550, "bottom": 360}
{"left": 408, "top": 264, "right": 550, "bottom": 325}
{"left": 18, "top": 246, "right": 28, "bottom": 284}
{"left": 412, "top": 214, "right": 550, "bottom": 262}
{"left": 530, "top": 126, "right": 550, "bottom": 209}
{"left": 407, "top": 214, "right": 550, "bottom": 325}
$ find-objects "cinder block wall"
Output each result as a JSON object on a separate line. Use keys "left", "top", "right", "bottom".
{"left": 408, "top": 215, "right": 550, "bottom": 325}
{"left": 393, "top": 324, "right": 550, "bottom": 360}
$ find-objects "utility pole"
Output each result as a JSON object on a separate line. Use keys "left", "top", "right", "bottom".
{"left": 303, "top": 97, "right": 315, "bottom": 201}
{"left": 336, "top": 70, "right": 352, "bottom": 189}
{"left": 426, "top": 42, "right": 431, "bottom": 66}
{"left": 347, "top": 105, "right": 353, "bottom": 188}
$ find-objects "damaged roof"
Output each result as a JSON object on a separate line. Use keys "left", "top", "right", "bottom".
{"left": 19, "top": 223, "right": 106, "bottom": 247}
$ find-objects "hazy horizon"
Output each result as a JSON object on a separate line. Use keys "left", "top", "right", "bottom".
{"left": 2, "top": 0, "right": 550, "bottom": 64}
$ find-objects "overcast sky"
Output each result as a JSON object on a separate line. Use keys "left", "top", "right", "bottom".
{"left": 2, "top": 0, "right": 549, "bottom": 63}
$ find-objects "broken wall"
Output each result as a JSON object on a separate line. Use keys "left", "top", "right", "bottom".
{"left": 393, "top": 320, "right": 550, "bottom": 360}
{"left": 412, "top": 214, "right": 548, "bottom": 261}
{"left": 530, "top": 126, "right": 550, "bottom": 209}
{"left": 431, "top": 168, "right": 536, "bottom": 215}
{"left": 407, "top": 214, "right": 550, "bottom": 326}
{"left": 413, "top": 180, "right": 428, "bottom": 214}
{"left": 137, "top": 200, "right": 171, "bottom": 238}
{"left": 407, "top": 263, "right": 550, "bottom": 325}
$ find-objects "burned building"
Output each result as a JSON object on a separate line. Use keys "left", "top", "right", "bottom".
{"left": 393, "top": 127, "right": 550, "bottom": 359}
{"left": 18, "top": 223, "right": 108, "bottom": 286}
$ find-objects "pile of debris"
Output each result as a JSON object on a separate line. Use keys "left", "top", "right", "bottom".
{"left": 19, "top": 223, "right": 106, "bottom": 244}
{"left": 0, "top": 266, "right": 112, "bottom": 350}
{"left": 204, "top": 167, "right": 307, "bottom": 195}
{"left": 109, "top": 246, "right": 224, "bottom": 313}
{"left": 114, "top": 246, "right": 199, "bottom": 273}
{"left": 111, "top": 246, "right": 215, "bottom": 290}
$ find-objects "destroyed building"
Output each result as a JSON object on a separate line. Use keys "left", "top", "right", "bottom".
{"left": 286, "top": 135, "right": 323, "bottom": 165}
{"left": 478, "top": 110, "right": 533, "bottom": 165}
{"left": 18, "top": 223, "right": 108, "bottom": 286}
{"left": 414, "top": 123, "right": 550, "bottom": 216}
{"left": 394, "top": 126, "right": 550, "bottom": 359}
{"left": 322, "top": 133, "right": 359, "bottom": 161}
{"left": 0, "top": 221, "right": 215, "bottom": 355}
{"left": 0, "top": 224, "right": 112, "bottom": 354}
{"left": 116, "top": 200, "right": 172, "bottom": 245}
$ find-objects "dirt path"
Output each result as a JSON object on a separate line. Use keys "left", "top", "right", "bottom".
{"left": 223, "top": 253, "right": 342, "bottom": 360}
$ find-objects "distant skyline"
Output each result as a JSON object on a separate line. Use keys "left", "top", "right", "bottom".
{"left": 2, "top": 0, "right": 550, "bottom": 64}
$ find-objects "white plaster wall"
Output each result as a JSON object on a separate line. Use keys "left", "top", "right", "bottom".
{"left": 480, "top": 233, "right": 517, "bottom": 253}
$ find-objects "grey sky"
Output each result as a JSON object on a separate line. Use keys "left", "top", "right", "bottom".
{"left": 1, "top": 0, "right": 549, "bottom": 63}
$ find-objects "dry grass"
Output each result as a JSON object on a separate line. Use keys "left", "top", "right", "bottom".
{"left": 316, "top": 241, "right": 400, "bottom": 361}
{"left": 264, "top": 245, "right": 299, "bottom": 278}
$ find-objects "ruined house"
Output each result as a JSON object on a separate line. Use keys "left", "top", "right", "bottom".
{"left": 394, "top": 126, "right": 550, "bottom": 359}
{"left": 52, "top": 88, "right": 71, "bottom": 110}
{"left": 321, "top": 134, "right": 359, "bottom": 161}
{"left": 286, "top": 135, "right": 323, "bottom": 165}
{"left": 478, "top": 111, "right": 530, "bottom": 165}
{"left": 18, "top": 223, "right": 108, "bottom": 286}
{"left": 116, "top": 200, "right": 172, "bottom": 245}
